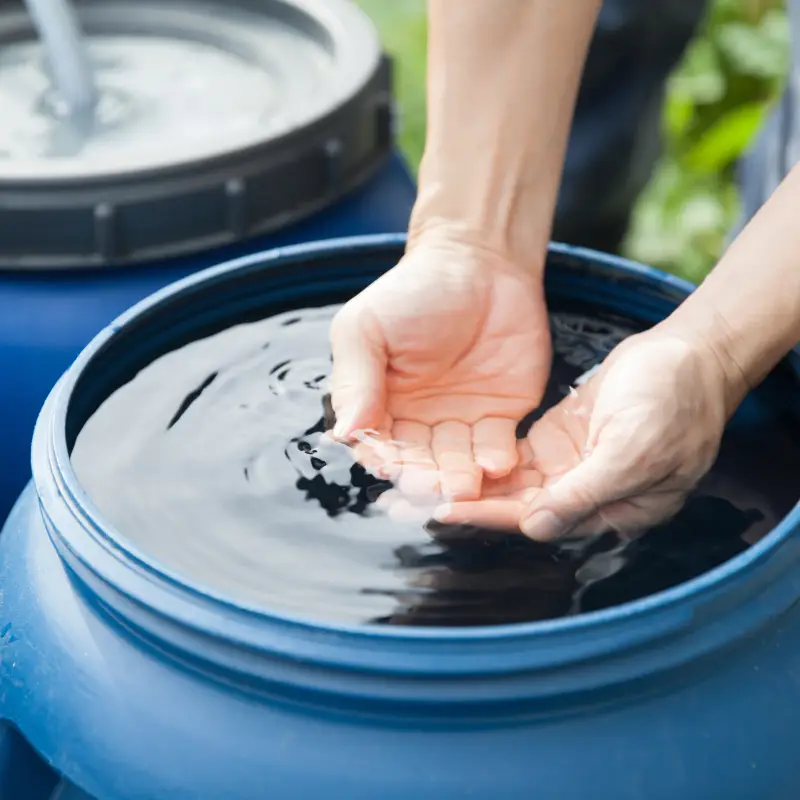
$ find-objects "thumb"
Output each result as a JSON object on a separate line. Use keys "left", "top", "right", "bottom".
{"left": 520, "top": 445, "right": 634, "bottom": 541}
{"left": 329, "top": 307, "right": 387, "bottom": 439}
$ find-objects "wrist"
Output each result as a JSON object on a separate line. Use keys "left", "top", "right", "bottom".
{"left": 405, "top": 217, "right": 547, "bottom": 286}
{"left": 407, "top": 204, "right": 548, "bottom": 280}
{"left": 656, "top": 308, "right": 751, "bottom": 420}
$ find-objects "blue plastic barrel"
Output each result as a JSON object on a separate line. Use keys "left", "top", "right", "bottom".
{"left": 0, "top": 157, "right": 414, "bottom": 524}
{"left": 0, "top": 0, "right": 416, "bottom": 523}
{"left": 2, "top": 235, "right": 800, "bottom": 799}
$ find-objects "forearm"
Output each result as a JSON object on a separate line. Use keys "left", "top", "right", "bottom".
{"left": 664, "top": 163, "right": 800, "bottom": 414}
{"left": 408, "top": 0, "right": 601, "bottom": 271}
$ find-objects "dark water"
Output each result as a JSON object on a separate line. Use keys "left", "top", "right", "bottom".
{"left": 71, "top": 303, "right": 800, "bottom": 626}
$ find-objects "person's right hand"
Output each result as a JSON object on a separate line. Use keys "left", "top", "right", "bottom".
{"left": 432, "top": 326, "right": 743, "bottom": 539}
{"left": 329, "top": 232, "right": 551, "bottom": 502}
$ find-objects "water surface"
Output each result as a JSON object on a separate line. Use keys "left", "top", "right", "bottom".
{"left": 71, "top": 303, "right": 800, "bottom": 625}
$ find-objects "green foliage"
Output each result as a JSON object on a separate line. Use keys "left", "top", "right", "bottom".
{"left": 356, "top": 0, "right": 427, "bottom": 169}
{"left": 357, "top": 0, "right": 790, "bottom": 281}
{"left": 625, "top": 0, "right": 789, "bottom": 281}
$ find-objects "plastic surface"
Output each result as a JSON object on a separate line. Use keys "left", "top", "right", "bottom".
{"left": 0, "top": 0, "right": 391, "bottom": 267}
{"left": 0, "top": 152, "right": 416, "bottom": 524}
{"left": 2, "top": 235, "right": 800, "bottom": 799}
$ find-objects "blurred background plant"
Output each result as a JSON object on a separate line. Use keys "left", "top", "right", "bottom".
{"left": 357, "top": 0, "right": 789, "bottom": 282}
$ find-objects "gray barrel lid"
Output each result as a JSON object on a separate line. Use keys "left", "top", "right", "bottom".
{"left": 0, "top": 0, "right": 394, "bottom": 269}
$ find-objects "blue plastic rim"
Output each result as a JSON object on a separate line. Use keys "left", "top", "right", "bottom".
{"left": 30, "top": 233, "right": 800, "bottom": 685}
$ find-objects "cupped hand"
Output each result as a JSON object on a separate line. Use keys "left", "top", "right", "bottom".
{"left": 433, "top": 329, "right": 733, "bottom": 540}
{"left": 329, "top": 234, "right": 551, "bottom": 501}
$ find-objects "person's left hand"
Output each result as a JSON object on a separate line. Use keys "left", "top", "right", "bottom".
{"left": 426, "top": 327, "right": 737, "bottom": 540}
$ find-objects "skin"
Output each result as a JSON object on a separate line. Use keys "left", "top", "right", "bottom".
{"left": 330, "top": 0, "right": 600, "bottom": 499}
{"left": 331, "top": 0, "right": 800, "bottom": 541}
{"left": 331, "top": 241, "right": 550, "bottom": 501}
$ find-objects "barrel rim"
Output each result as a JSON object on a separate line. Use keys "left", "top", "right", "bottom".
{"left": 31, "top": 234, "right": 800, "bottom": 693}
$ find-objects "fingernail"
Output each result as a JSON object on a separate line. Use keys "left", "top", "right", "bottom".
{"left": 521, "top": 510, "right": 564, "bottom": 541}
{"left": 476, "top": 457, "right": 496, "bottom": 473}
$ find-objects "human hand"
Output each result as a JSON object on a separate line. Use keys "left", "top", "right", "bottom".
{"left": 432, "top": 328, "right": 735, "bottom": 540}
{"left": 329, "top": 233, "right": 551, "bottom": 501}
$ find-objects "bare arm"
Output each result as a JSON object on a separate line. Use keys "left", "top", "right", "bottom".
{"left": 408, "top": 0, "right": 602, "bottom": 271}
{"left": 664, "top": 164, "right": 800, "bottom": 414}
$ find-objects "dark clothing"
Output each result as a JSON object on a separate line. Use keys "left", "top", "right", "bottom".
{"left": 555, "top": 0, "right": 709, "bottom": 253}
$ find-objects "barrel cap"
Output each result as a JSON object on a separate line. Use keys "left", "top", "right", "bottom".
{"left": 0, "top": 0, "right": 394, "bottom": 269}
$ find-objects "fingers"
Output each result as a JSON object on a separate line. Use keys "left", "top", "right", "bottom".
{"left": 351, "top": 425, "right": 399, "bottom": 480}
{"left": 393, "top": 421, "right": 439, "bottom": 499}
{"left": 526, "top": 406, "right": 583, "bottom": 478}
{"left": 389, "top": 417, "right": 519, "bottom": 503}
{"left": 471, "top": 417, "right": 519, "bottom": 478}
{"left": 362, "top": 418, "right": 518, "bottom": 501}
{"left": 433, "top": 498, "right": 526, "bottom": 530}
{"left": 431, "top": 444, "right": 541, "bottom": 528}
{"left": 431, "top": 421, "right": 481, "bottom": 501}
{"left": 519, "top": 444, "right": 632, "bottom": 541}
{"left": 329, "top": 306, "right": 387, "bottom": 439}
{"left": 348, "top": 414, "right": 527, "bottom": 522}
{"left": 481, "top": 465, "right": 543, "bottom": 497}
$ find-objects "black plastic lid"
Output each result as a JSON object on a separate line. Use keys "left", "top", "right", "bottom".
{"left": 0, "top": 0, "right": 395, "bottom": 269}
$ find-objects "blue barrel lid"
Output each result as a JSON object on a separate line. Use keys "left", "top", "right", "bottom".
{"left": 0, "top": 0, "right": 394, "bottom": 269}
